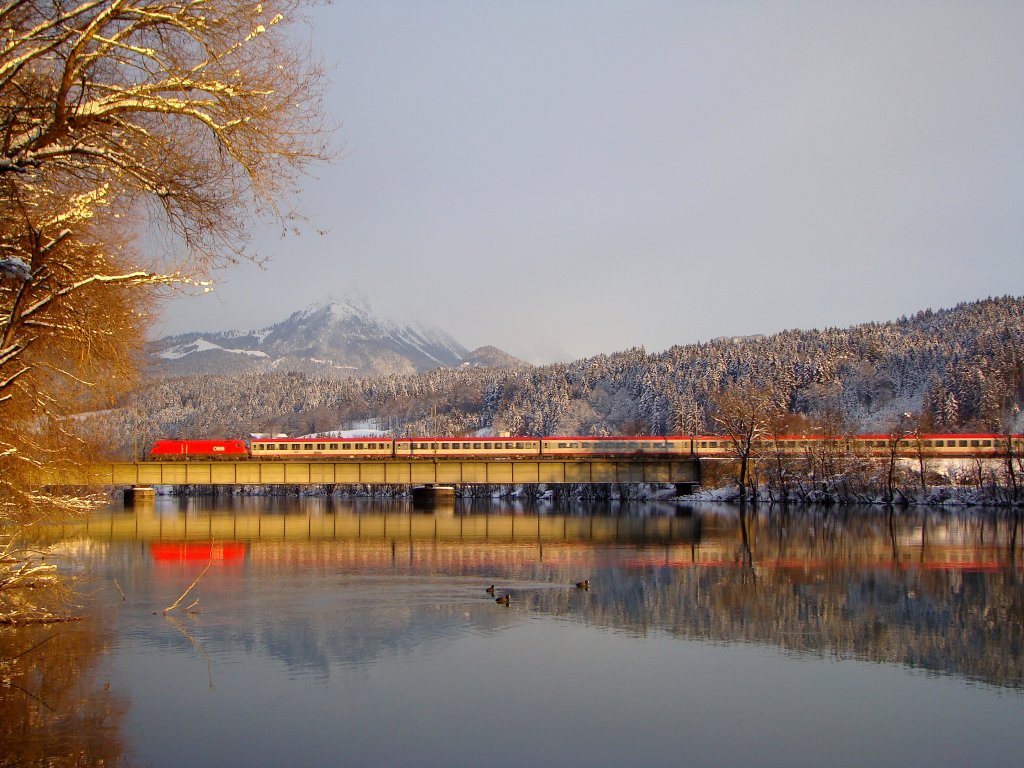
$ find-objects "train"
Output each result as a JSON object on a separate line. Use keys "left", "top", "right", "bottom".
{"left": 149, "top": 433, "right": 1024, "bottom": 461}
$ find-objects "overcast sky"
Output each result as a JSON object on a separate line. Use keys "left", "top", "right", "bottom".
{"left": 157, "top": 1, "right": 1024, "bottom": 363}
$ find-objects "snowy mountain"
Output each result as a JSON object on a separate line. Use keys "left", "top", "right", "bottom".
{"left": 109, "top": 296, "right": 1024, "bottom": 446}
{"left": 150, "top": 296, "right": 524, "bottom": 378}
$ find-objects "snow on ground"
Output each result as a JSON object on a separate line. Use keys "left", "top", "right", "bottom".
{"left": 298, "top": 429, "right": 391, "bottom": 439}
{"left": 159, "top": 338, "right": 269, "bottom": 360}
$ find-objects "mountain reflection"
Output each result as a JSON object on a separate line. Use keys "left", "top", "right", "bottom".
{"left": 39, "top": 502, "right": 1024, "bottom": 690}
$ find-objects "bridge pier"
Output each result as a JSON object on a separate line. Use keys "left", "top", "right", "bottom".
{"left": 412, "top": 485, "right": 455, "bottom": 510}
{"left": 123, "top": 486, "right": 156, "bottom": 505}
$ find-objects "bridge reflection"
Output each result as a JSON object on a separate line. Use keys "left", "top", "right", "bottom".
{"left": 42, "top": 498, "right": 701, "bottom": 546}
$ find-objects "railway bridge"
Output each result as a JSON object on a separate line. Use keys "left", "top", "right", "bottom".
{"left": 66, "top": 457, "right": 701, "bottom": 489}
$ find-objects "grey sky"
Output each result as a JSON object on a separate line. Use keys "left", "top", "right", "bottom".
{"left": 158, "top": 1, "right": 1024, "bottom": 363}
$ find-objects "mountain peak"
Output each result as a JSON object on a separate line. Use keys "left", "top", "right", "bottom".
{"left": 296, "top": 291, "right": 375, "bottom": 324}
{"left": 150, "top": 294, "right": 533, "bottom": 379}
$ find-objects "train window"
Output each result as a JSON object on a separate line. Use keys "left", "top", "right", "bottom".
{"left": 354, "top": 443, "right": 363, "bottom": 450}
{"left": 571, "top": 442, "right": 580, "bottom": 449}
{"left": 516, "top": 442, "right": 524, "bottom": 449}
{"left": 441, "top": 443, "right": 450, "bottom": 450}
{"left": 959, "top": 440, "right": 967, "bottom": 447}
{"left": 253, "top": 444, "right": 261, "bottom": 451}
{"left": 934, "top": 440, "right": 944, "bottom": 447}
{"left": 330, "top": 443, "right": 338, "bottom": 450}
{"left": 709, "top": 441, "right": 718, "bottom": 448}
{"left": 484, "top": 443, "right": 492, "bottom": 449}
{"left": 317, "top": 444, "right": 325, "bottom": 450}
{"left": 983, "top": 440, "right": 991, "bottom": 447}
{"left": 304, "top": 443, "right": 313, "bottom": 450}
{"left": 558, "top": 443, "right": 567, "bottom": 448}
{"left": 971, "top": 440, "right": 980, "bottom": 447}
{"left": 291, "top": 444, "right": 300, "bottom": 451}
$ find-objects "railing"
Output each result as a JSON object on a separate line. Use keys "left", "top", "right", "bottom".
{"left": 62, "top": 458, "right": 702, "bottom": 486}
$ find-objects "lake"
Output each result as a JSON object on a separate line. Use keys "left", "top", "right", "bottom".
{"left": 2, "top": 497, "right": 1022, "bottom": 767}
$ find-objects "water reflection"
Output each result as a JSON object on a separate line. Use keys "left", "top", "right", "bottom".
{"left": 5, "top": 500, "right": 1023, "bottom": 767}
{"left": 0, "top": 621, "right": 128, "bottom": 766}
{"left": 29, "top": 499, "right": 1024, "bottom": 689}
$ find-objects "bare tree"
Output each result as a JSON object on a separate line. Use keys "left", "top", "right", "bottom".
{"left": 883, "top": 412, "right": 913, "bottom": 504}
{"left": 908, "top": 413, "right": 932, "bottom": 496}
{"left": 1, "top": 0, "right": 331, "bottom": 617}
{"left": 709, "top": 382, "right": 784, "bottom": 503}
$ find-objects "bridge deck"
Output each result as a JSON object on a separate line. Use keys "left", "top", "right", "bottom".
{"left": 69, "top": 458, "right": 700, "bottom": 486}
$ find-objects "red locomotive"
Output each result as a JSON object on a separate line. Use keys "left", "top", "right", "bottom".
{"left": 150, "top": 439, "right": 249, "bottom": 458}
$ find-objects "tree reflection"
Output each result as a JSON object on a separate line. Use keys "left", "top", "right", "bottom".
{"left": 0, "top": 621, "right": 128, "bottom": 767}
{"left": 574, "top": 508, "right": 1024, "bottom": 688}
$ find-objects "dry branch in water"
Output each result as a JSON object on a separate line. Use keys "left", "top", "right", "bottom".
{"left": 162, "top": 560, "right": 212, "bottom": 615}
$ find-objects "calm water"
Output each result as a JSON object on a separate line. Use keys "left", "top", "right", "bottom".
{"left": 3, "top": 497, "right": 1023, "bottom": 767}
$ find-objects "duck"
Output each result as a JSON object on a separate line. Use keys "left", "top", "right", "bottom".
{"left": 495, "top": 594, "right": 510, "bottom": 605}
{"left": 485, "top": 584, "right": 496, "bottom": 594}
{"left": 575, "top": 579, "right": 590, "bottom": 590}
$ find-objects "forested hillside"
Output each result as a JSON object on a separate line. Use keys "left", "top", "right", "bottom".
{"left": 96, "top": 297, "right": 1024, "bottom": 456}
